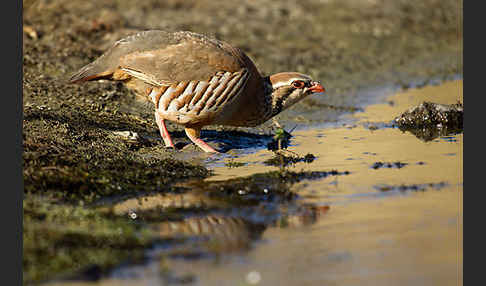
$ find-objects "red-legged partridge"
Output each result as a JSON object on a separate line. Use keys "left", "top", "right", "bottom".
{"left": 70, "top": 30, "right": 325, "bottom": 152}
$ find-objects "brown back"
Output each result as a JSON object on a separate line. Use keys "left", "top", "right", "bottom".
{"left": 69, "top": 30, "right": 262, "bottom": 86}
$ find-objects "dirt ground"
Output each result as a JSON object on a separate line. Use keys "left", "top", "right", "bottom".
{"left": 22, "top": 0, "right": 462, "bottom": 283}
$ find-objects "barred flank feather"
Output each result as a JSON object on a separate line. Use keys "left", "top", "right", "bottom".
{"left": 153, "top": 69, "right": 249, "bottom": 123}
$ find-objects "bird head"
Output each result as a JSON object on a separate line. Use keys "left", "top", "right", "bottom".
{"left": 266, "top": 72, "right": 325, "bottom": 117}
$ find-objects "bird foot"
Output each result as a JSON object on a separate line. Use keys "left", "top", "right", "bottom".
{"left": 192, "top": 138, "right": 219, "bottom": 153}
{"left": 184, "top": 127, "right": 219, "bottom": 153}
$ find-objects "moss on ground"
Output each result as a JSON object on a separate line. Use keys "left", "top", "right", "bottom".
{"left": 23, "top": 196, "right": 155, "bottom": 284}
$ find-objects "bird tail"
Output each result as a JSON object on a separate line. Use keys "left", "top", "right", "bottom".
{"left": 68, "top": 61, "right": 114, "bottom": 84}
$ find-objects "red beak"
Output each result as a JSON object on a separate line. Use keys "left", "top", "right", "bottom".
{"left": 309, "top": 81, "right": 325, "bottom": 94}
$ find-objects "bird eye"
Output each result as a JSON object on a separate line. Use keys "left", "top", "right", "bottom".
{"left": 291, "top": 80, "right": 305, "bottom": 89}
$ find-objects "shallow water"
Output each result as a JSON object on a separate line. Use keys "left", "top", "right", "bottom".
{"left": 47, "top": 80, "right": 462, "bottom": 286}
{"left": 192, "top": 80, "right": 463, "bottom": 286}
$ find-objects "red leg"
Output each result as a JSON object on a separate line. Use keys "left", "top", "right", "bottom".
{"left": 155, "top": 111, "right": 175, "bottom": 148}
{"left": 185, "top": 127, "right": 218, "bottom": 153}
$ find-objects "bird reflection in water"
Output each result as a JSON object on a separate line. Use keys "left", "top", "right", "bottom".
{"left": 106, "top": 188, "right": 330, "bottom": 255}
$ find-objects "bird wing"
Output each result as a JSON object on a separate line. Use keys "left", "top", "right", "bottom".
{"left": 118, "top": 31, "right": 248, "bottom": 85}
{"left": 70, "top": 30, "right": 253, "bottom": 85}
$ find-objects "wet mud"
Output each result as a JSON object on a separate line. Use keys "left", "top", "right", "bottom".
{"left": 23, "top": 0, "right": 462, "bottom": 284}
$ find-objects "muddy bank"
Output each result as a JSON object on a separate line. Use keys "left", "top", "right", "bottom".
{"left": 23, "top": 195, "right": 153, "bottom": 283}
{"left": 23, "top": 0, "right": 462, "bottom": 284}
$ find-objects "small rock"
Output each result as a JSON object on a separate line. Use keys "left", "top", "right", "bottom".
{"left": 23, "top": 25, "right": 38, "bottom": 39}
{"left": 113, "top": 130, "right": 140, "bottom": 141}
{"left": 393, "top": 101, "right": 463, "bottom": 141}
